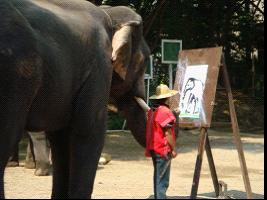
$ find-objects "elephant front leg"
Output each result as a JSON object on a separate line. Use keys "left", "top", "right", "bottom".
{"left": 24, "top": 135, "right": 36, "bottom": 169}
{"left": 69, "top": 131, "right": 105, "bottom": 199}
{"left": 69, "top": 100, "right": 107, "bottom": 198}
{"left": 68, "top": 66, "right": 111, "bottom": 198}
{"left": 28, "top": 131, "right": 51, "bottom": 176}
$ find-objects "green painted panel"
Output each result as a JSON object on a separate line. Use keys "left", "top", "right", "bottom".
{"left": 162, "top": 40, "right": 182, "bottom": 64}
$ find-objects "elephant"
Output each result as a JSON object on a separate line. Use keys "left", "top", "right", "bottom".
{"left": 7, "top": 131, "right": 52, "bottom": 177}
{"left": 0, "top": 0, "right": 149, "bottom": 199}
{"left": 8, "top": 130, "right": 108, "bottom": 176}
{"left": 180, "top": 78, "right": 204, "bottom": 115}
{"left": 7, "top": 132, "right": 33, "bottom": 168}
{"left": 25, "top": 131, "right": 52, "bottom": 176}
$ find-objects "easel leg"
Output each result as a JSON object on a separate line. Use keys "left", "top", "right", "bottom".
{"left": 190, "top": 127, "right": 207, "bottom": 199}
{"left": 222, "top": 59, "right": 253, "bottom": 199}
{"left": 205, "top": 135, "right": 220, "bottom": 197}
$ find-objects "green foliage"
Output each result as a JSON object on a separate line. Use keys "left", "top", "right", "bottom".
{"left": 88, "top": 0, "right": 264, "bottom": 96}
{"left": 107, "top": 112, "right": 125, "bottom": 130}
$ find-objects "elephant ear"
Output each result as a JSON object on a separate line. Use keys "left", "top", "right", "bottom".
{"left": 111, "top": 21, "right": 141, "bottom": 80}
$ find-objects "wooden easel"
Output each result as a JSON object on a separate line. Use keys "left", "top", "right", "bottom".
{"left": 190, "top": 54, "right": 252, "bottom": 199}
{"left": 170, "top": 47, "right": 252, "bottom": 199}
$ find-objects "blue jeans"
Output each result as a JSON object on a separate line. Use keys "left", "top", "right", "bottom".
{"left": 151, "top": 151, "right": 171, "bottom": 199}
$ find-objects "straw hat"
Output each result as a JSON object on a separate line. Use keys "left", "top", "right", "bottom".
{"left": 149, "top": 84, "right": 178, "bottom": 100}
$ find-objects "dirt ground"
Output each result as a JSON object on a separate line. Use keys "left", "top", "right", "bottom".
{"left": 4, "top": 129, "right": 264, "bottom": 199}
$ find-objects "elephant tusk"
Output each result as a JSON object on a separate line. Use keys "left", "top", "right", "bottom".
{"left": 134, "top": 97, "right": 150, "bottom": 112}
{"left": 107, "top": 104, "right": 118, "bottom": 113}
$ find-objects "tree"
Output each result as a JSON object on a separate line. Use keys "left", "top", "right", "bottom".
{"left": 87, "top": 0, "right": 264, "bottom": 96}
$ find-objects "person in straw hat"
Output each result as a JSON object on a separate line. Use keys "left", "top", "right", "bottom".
{"left": 146, "top": 84, "right": 178, "bottom": 199}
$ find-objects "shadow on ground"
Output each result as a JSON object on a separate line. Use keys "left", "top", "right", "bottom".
{"left": 147, "top": 190, "right": 264, "bottom": 199}
{"left": 102, "top": 129, "right": 264, "bottom": 161}
{"left": 16, "top": 129, "right": 263, "bottom": 163}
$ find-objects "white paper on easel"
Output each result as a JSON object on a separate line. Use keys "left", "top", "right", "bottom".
{"left": 179, "top": 65, "right": 208, "bottom": 119}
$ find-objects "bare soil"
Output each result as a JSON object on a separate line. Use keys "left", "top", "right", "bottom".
{"left": 4, "top": 129, "right": 264, "bottom": 199}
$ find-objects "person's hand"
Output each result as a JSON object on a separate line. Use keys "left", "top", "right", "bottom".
{"left": 171, "top": 150, "right": 177, "bottom": 158}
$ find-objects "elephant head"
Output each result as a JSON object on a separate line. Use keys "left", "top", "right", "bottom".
{"left": 102, "top": 6, "right": 150, "bottom": 147}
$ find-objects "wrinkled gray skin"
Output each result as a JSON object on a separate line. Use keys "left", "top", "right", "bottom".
{"left": 0, "top": 0, "right": 149, "bottom": 198}
{"left": 26, "top": 131, "right": 52, "bottom": 176}
{"left": 8, "top": 131, "right": 51, "bottom": 176}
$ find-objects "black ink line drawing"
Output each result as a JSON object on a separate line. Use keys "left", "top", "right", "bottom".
{"left": 181, "top": 78, "right": 204, "bottom": 115}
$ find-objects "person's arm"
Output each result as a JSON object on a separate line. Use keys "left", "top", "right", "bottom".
{"left": 164, "top": 127, "right": 177, "bottom": 158}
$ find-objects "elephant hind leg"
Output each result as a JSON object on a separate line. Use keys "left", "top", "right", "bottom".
{"left": 0, "top": 128, "right": 25, "bottom": 198}
{"left": 0, "top": 56, "right": 41, "bottom": 198}
{"left": 0, "top": 112, "right": 27, "bottom": 198}
{"left": 6, "top": 143, "right": 20, "bottom": 167}
{"left": 46, "top": 129, "right": 71, "bottom": 199}
{"left": 0, "top": 171, "right": 4, "bottom": 199}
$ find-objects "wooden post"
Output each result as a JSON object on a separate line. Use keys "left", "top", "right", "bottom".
{"left": 221, "top": 56, "right": 253, "bottom": 199}
{"left": 205, "top": 135, "right": 220, "bottom": 197}
{"left": 190, "top": 127, "right": 207, "bottom": 199}
{"left": 169, "top": 64, "right": 173, "bottom": 89}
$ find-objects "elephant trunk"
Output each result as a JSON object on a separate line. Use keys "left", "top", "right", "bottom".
{"left": 119, "top": 96, "right": 147, "bottom": 148}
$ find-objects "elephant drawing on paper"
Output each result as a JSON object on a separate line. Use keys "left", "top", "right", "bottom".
{"left": 0, "top": 0, "right": 150, "bottom": 198}
{"left": 181, "top": 78, "right": 204, "bottom": 115}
